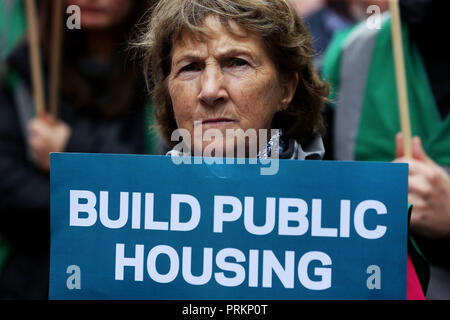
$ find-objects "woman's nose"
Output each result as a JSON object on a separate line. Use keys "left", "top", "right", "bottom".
{"left": 198, "top": 65, "right": 228, "bottom": 107}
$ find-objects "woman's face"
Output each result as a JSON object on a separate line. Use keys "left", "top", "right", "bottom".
{"left": 168, "top": 16, "right": 298, "bottom": 156}
{"left": 65, "top": 0, "right": 134, "bottom": 30}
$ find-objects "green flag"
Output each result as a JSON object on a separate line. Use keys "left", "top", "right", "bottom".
{"left": 1, "top": 0, "right": 26, "bottom": 61}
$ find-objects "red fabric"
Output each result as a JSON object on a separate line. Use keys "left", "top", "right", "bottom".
{"left": 406, "top": 254, "right": 425, "bottom": 300}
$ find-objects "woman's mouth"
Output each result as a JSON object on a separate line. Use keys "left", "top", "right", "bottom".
{"left": 80, "top": 6, "right": 108, "bottom": 15}
{"left": 201, "top": 118, "right": 235, "bottom": 127}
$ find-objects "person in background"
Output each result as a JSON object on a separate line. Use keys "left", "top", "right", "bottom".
{"left": 289, "top": 0, "right": 325, "bottom": 17}
{"left": 322, "top": 0, "right": 450, "bottom": 299}
{"left": 301, "top": 0, "right": 389, "bottom": 71}
{"left": 0, "top": 0, "right": 162, "bottom": 299}
{"left": 304, "top": 0, "right": 356, "bottom": 70}
{"left": 303, "top": 0, "right": 389, "bottom": 162}
{"left": 350, "top": 0, "right": 389, "bottom": 20}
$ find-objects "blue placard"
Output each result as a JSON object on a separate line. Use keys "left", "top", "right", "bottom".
{"left": 49, "top": 153, "right": 408, "bottom": 300}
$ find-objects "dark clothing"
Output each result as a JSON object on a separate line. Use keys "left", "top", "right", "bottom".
{"left": 0, "top": 42, "right": 149, "bottom": 299}
{"left": 400, "top": 0, "right": 450, "bottom": 120}
{"left": 304, "top": 8, "right": 354, "bottom": 71}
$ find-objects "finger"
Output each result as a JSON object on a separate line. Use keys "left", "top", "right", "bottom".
{"left": 407, "top": 159, "right": 436, "bottom": 179}
{"left": 409, "top": 174, "right": 432, "bottom": 200}
{"left": 29, "top": 135, "right": 48, "bottom": 154}
{"left": 39, "top": 111, "right": 51, "bottom": 123}
{"left": 32, "top": 121, "right": 55, "bottom": 141}
{"left": 395, "top": 132, "right": 404, "bottom": 159}
{"left": 393, "top": 156, "right": 411, "bottom": 165}
{"left": 36, "top": 110, "right": 49, "bottom": 121}
{"left": 394, "top": 157, "right": 425, "bottom": 177}
{"left": 29, "top": 118, "right": 47, "bottom": 134}
{"left": 412, "top": 136, "right": 433, "bottom": 163}
{"left": 28, "top": 118, "right": 41, "bottom": 134}
{"left": 408, "top": 193, "right": 427, "bottom": 211}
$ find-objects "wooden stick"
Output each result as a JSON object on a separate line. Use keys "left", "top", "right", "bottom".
{"left": 390, "top": 0, "right": 412, "bottom": 158}
{"left": 49, "top": 0, "right": 64, "bottom": 123}
{"left": 25, "top": 0, "right": 46, "bottom": 117}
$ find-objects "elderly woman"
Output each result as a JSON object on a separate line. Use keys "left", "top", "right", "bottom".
{"left": 138, "top": 0, "right": 429, "bottom": 299}
{"left": 140, "top": 0, "right": 329, "bottom": 160}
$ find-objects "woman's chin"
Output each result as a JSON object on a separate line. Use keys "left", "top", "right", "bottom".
{"left": 195, "top": 141, "right": 255, "bottom": 159}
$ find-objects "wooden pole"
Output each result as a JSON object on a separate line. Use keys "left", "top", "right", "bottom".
{"left": 390, "top": 0, "right": 412, "bottom": 158}
{"left": 25, "top": 0, "right": 46, "bottom": 118}
{"left": 49, "top": 0, "right": 64, "bottom": 122}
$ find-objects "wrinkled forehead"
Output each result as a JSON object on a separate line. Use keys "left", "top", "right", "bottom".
{"left": 172, "top": 15, "right": 250, "bottom": 49}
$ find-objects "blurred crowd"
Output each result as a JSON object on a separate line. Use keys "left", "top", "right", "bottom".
{"left": 0, "top": 0, "right": 164, "bottom": 299}
{"left": 0, "top": 0, "right": 449, "bottom": 300}
{"left": 294, "top": 0, "right": 450, "bottom": 300}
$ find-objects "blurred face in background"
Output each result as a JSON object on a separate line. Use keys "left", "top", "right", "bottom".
{"left": 350, "top": 0, "right": 390, "bottom": 20}
{"left": 65, "top": 0, "right": 135, "bottom": 30}
{"left": 362, "top": 0, "right": 389, "bottom": 12}
{"left": 289, "top": 0, "right": 325, "bottom": 17}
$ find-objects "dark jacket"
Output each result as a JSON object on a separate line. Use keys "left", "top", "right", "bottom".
{"left": 304, "top": 7, "right": 355, "bottom": 72}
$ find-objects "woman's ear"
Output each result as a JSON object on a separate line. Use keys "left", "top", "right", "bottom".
{"left": 279, "top": 72, "right": 299, "bottom": 111}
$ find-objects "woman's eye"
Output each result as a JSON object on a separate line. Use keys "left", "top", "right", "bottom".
{"left": 226, "top": 58, "right": 249, "bottom": 68}
{"left": 179, "top": 63, "right": 201, "bottom": 73}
